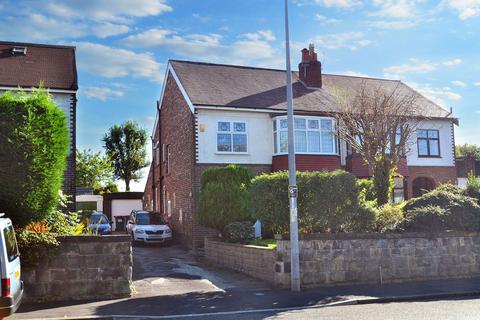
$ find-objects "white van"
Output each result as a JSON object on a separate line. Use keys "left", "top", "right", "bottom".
{"left": 0, "top": 214, "right": 23, "bottom": 317}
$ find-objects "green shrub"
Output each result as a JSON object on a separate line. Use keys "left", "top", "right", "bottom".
{"left": 198, "top": 165, "right": 253, "bottom": 231}
{"left": 250, "top": 170, "right": 372, "bottom": 235}
{"left": 397, "top": 188, "right": 480, "bottom": 232}
{"left": 465, "top": 173, "right": 480, "bottom": 203}
{"left": 375, "top": 202, "right": 405, "bottom": 232}
{"left": 17, "top": 227, "right": 59, "bottom": 268}
{"left": 224, "top": 222, "right": 254, "bottom": 243}
{"left": 0, "top": 90, "right": 69, "bottom": 227}
{"left": 357, "top": 178, "right": 377, "bottom": 202}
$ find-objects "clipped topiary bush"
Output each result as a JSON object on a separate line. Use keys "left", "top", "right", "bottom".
{"left": 224, "top": 221, "right": 255, "bottom": 243}
{"left": 250, "top": 170, "right": 373, "bottom": 235}
{"left": 198, "top": 165, "right": 253, "bottom": 231}
{"left": 397, "top": 187, "right": 480, "bottom": 232}
{"left": 0, "top": 90, "right": 69, "bottom": 227}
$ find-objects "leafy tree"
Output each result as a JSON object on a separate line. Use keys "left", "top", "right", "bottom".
{"left": 76, "top": 149, "right": 116, "bottom": 193}
{"left": 0, "top": 90, "right": 69, "bottom": 226}
{"left": 332, "top": 83, "right": 423, "bottom": 205}
{"left": 456, "top": 143, "right": 480, "bottom": 160}
{"left": 103, "top": 120, "right": 149, "bottom": 191}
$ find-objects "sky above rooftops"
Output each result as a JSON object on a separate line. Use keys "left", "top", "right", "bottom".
{"left": 1, "top": 0, "right": 479, "bottom": 191}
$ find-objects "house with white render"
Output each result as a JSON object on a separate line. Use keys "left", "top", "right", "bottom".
{"left": 143, "top": 44, "right": 458, "bottom": 248}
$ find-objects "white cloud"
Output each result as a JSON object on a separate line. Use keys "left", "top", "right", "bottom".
{"left": 370, "top": 20, "right": 417, "bottom": 29}
{"left": 336, "top": 71, "right": 371, "bottom": 77}
{"left": 452, "top": 80, "right": 468, "bottom": 87}
{"left": 122, "top": 29, "right": 282, "bottom": 67}
{"left": 443, "top": 58, "right": 463, "bottom": 66}
{"left": 41, "top": 0, "right": 172, "bottom": 22}
{"left": 192, "top": 13, "right": 211, "bottom": 23}
{"left": 92, "top": 22, "right": 130, "bottom": 38}
{"left": 384, "top": 59, "right": 437, "bottom": 75}
{"left": 442, "top": 0, "right": 480, "bottom": 20}
{"left": 370, "top": 0, "right": 424, "bottom": 18}
{"left": 0, "top": 13, "right": 87, "bottom": 41}
{"left": 474, "top": 82, "right": 480, "bottom": 86}
{"left": 407, "top": 82, "right": 462, "bottom": 107}
{"left": 83, "top": 86, "right": 125, "bottom": 101}
{"left": 384, "top": 58, "right": 464, "bottom": 77}
{"left": 313, "top": 32, "right": 371, "bottom": 50}
{"left": 75, "top": 42, "right": 164, "bottom": 82}
{"left": 296, "top": 0, "right": 361, "bottom": 9}
{"left": 315, "top": 14, "right": 340, "bottom": 24}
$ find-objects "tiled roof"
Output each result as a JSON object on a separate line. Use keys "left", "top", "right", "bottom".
{"left": 170, "top": 60, "right": 452, "bottom": 119}
{"left": 0, "top": 41, "right": 77, "bottom": 91}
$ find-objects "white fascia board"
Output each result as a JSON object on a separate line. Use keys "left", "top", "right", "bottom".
{"left": 194, "top": 105, "right": 280, "bottom": 114}
{"left": 157, "top": 62, "right": 194, "bottom": 114}
{"left": 0, "top": 86, "right": 77, "bottom": 94}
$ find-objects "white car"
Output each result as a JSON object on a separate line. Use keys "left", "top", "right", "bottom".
{"left": 126, "top": 211, "right": 172, "bottom": 243}
{"left": 0, "top": 214, "right": 23, "bottom": 317}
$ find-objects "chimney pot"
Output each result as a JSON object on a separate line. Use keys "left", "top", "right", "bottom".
{"left": 298, "top": 44, "right": 322, "bottom": 88}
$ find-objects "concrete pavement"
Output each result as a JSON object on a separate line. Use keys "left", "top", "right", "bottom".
{"left": 11, "top": 244, "right": 480, "bottom": 319}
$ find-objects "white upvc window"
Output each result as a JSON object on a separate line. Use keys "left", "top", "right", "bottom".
{"left": 273, "top": 116, "right": 337, "bottom": 155}
{"left": 216, "top": 120, "right": 248, "bottom": 153}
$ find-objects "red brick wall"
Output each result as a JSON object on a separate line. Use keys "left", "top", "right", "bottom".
{"left": 272, "top": 155, "right": 340, "bottom": 172}
{"left": 153, "top": 73, "right": 196, "bottom": 248}
{"left": 346, "top": 154, "right": 409, "bottom": 178}
{"left": 406, "top": 166, "right": 457, "bottom": 198}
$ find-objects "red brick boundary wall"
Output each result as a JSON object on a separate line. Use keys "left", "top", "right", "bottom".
{"left": 204, "top": 238, "right": 276, "bottom": 284}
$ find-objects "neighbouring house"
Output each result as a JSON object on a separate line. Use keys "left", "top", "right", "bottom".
{"left": 104, "top": 192, "right": 143, "bottom": 231}
{"left": 0, "top": 41, "right": 78, "bottom": 210}
{"left": 144, "top": 44, "right": 458, "bottom": 249}
{"left": 76, "top": 188, "right": 104, "bottom": 213}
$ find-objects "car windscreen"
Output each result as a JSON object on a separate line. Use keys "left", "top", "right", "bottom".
{"left": 3, "top": 225, "right": 19, "bottom": 262}
{"left": 136, "top": 213, "right": 165, "bottom": 225}
{"left": 90, "top": 215, "right": 108, "bottom": 224}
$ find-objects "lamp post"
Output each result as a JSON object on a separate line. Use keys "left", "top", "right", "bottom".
{"left": 284, "top": 0, "right": 301, "bottom": 292}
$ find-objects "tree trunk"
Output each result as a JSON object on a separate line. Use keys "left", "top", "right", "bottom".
{"left": 372, "top": 163, "right": 391, "bottom": 206}
{"left": 125, "top": 179, "right": 130, "bottom": 192}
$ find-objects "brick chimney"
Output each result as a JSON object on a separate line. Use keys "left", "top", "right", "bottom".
{"left": 298, "top": 44, "right": 322, "bottom": 88}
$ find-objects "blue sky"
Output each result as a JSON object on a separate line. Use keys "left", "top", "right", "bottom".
{"left": 1, "top": 0, "right": 479, "bottom": 191}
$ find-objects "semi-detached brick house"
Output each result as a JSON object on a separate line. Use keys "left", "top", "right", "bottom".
{"left": 0, "top": 41, "right": 78, "bottom": 210}
{"left": 144, "top": 45, "right": 458, "bottom": 249}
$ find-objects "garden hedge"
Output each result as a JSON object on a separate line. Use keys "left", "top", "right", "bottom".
{"left": 0, "top": 90, "right": 69, "bottom": 226}
{"left": 397, "top": 185, "right": 480, "bottom": 232}
{"left": 250, "top": 170, "right": 374, "bottom": 235}
{"left": 198, "top": 165, "right": 253, "bottom": 230}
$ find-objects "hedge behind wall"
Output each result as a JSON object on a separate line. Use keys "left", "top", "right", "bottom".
{"left": 0, "top": 90, "right": 69, "bottom": 226}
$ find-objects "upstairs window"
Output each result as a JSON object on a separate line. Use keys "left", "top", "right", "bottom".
{"left": 274, "top": 117, "right": 336, "bottom": 155}
{"left": 217, "top": 121, "right": 248, "bottom": 153}
{"left": 417, "top": 129, "right": 440, "bottom": 157}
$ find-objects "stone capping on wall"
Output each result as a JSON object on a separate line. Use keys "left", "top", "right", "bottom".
{"left": 57, "top": 235, "right": 132, "bottom": 243}
{"left": 275, "top": 231, "right": 480, "bottom": 241}
{"left": 23, "top": 234, "right": 133, "bottom": 303}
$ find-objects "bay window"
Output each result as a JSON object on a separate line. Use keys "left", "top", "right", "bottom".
{"left": 273, "top": 116, "right": 337, "bottom": 154}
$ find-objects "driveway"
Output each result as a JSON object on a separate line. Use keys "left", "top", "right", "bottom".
{"left": 132, "top": 244, "right": 270, "bottom": 297}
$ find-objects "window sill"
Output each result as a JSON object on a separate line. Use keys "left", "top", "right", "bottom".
{"left": 215, "top": 152, "right": 250, "bottom": 155}
{"left": 273, "top": 153, "right": 339, "bottom": 156}
{"left": 418, "top": 155, "right": 442, "bottom": 158}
